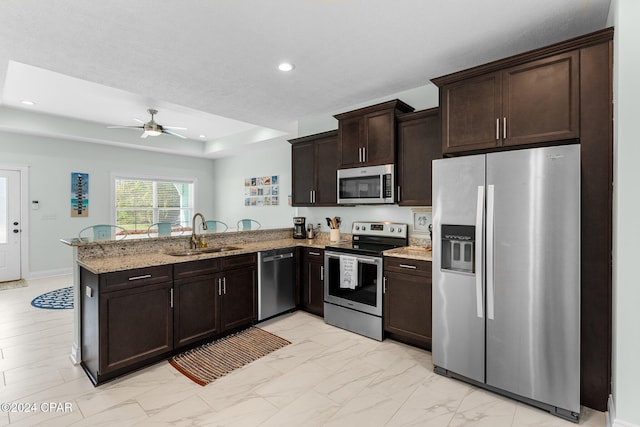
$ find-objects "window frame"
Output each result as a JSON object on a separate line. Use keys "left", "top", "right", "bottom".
{"left": 111, "top": 172, "right": 198, "bottom": 234}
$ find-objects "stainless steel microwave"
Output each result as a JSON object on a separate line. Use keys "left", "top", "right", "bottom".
{"left": 337, "top": 164, "right": 395, "bottom": 204}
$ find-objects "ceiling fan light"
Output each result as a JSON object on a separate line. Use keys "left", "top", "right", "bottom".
{"left": 144, "top": 129, "right": 162, "bottom": 137}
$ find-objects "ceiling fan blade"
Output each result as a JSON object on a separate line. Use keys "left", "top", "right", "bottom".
{"left": 140, "top": 132, "right": 149, "bottom": 139}
{"left": 133, "top": 118, "right": 146, "bottom": 124}
{"left": 163, "top": 129, "right": 187, "bottom": 139}
{"left": 108, "top": 125, "right": 143, "bottom": 129}
{"left": 163, "top": 126, "right": 187, "bottom": 130}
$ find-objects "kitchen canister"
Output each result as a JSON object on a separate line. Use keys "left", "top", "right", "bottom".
{"left": 330, "top": 229, "right": 340, "bottom": 242}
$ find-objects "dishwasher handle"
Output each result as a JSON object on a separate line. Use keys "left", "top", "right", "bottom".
{"left": 262, "top": 252, "right": 294, "bottom": 263}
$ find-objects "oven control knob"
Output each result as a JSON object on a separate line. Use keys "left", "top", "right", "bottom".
{"left": 355, "top": 226, "right": 360, "bottom": 231}
{"left": 390, "top": 227, "right": 395, "bottom": 232}
{"left": 362, "top": 226, "right": 366, "bottom": 230}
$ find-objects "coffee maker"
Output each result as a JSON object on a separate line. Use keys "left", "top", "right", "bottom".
{"left": 293, "top": 217, "right": 306, "bottom": 239}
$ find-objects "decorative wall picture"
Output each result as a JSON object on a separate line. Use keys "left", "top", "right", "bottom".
{"left": 71, "top": 172, "right": 89, "bottom": 217}
{"left": 411, "top": 207, "right": 432, "bottom": 235}
{"left": 245, "top": 175, "right": 279, "bottom": 206}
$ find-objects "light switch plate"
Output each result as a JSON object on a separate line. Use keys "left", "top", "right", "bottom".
{"left": 85, "top": 286, "right": 92, "bottom": 298}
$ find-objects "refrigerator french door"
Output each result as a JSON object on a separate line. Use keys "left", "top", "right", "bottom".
{"left": 432, "top": 144, "right": 580, "bottom": 422}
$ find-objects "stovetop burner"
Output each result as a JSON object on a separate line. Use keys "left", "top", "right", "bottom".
{"left": 326, "top": 221, "right": 408, "bottom": 256}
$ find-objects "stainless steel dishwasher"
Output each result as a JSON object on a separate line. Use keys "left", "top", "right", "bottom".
{"left": 257, "top": 247, "right": 296, "bottom": 321}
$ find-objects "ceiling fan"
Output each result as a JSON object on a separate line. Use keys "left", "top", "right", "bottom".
{"left": 108, "top": 108, "right": 187, "bottom": 139}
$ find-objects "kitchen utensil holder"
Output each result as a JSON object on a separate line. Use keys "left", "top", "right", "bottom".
{"left": 330, "top": 229, "right": 340, "bottom": 242}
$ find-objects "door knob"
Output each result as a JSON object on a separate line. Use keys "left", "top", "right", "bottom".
{"left": 13, "top": 229, "right": 20, "bottom": 233}
{"left": 13, "top": 221, "right": 19, "bottom": 226}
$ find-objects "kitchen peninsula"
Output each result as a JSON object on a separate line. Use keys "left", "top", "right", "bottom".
{"left": 62, "top": 228, "right": 432, "bottom": 384}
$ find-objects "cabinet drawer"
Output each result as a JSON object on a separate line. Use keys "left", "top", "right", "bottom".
{"left": 101, "top": 265, "right": 173, "bottom": 293}
{"left": 220, "top": 253, "right": 256, "bottom": 270}
{"left": 384, "top": 257, "right": 431, "bottom": 277}
{"left": 174, "top": 258, "right": 220, "bottom": 280}
{"left": 305, "top": 248, "right": 324, "bottom": 264}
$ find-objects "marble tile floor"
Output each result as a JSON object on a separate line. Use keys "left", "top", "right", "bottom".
{"left": 0, "top": 275, "right": 605, "bottom": 426}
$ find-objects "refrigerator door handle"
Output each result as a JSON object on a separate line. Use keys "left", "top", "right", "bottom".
{"left": 486, "top": 184, "right": 495, "bottom": 320}
{"left": 475, "top": 185, "right": 485, "bottom": 319}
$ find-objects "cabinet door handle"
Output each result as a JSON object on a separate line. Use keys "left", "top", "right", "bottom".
{"left": 218, "top": 278, "right": 222, "bottom": 295}
{"left": 313, "top": 190, "right": 316, "bottom": 204}
{"left": 170, "top": 288, "right": 174, "bottom": 308}
{"left": 399, "top": 264, "right": 417, "bottom": 270}
{"left": 309, "top": 251, "right": 321, "bottom": 256}
{"left": 128, "top": 274, "right": 152, "bottom": 281}
{"left": 496, "top": 118, "right": 500, "bottom": 140}
{"left": 503, "top": 117, "right": 507, "bottom": 140}
{"left": 358, "top": 147, "right": 362, "bottom": 162}
{"left": 320, "top": 265, "right": 324, "bottom": 281}
{"left": 309, "top": 190, "right": 313, "bottom": 204}
{"left": 383, "top": 276, "right": 387, "bottom": 294}
{"left": 397, "top": 186, "right": 401, "bottom": 202}
{"left": 362, "top": 146, "right": 366, "bottom": 162}
{"left": 223, "top": 277, "right": 226, "bottom": 295}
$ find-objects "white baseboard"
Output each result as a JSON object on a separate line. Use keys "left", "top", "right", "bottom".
{"left": 609, "top": 394, "right": 640, "bottom": 427}
{"left": 26, "top": 268, "right": 73, "bottom": 280}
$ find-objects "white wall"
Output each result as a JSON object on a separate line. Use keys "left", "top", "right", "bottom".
{"left": 210, "top": 139, "right": 295, "bottom": 229}
{"left": 608, "top": 0, "right": 640, "bottom": 425}
{"left": 0, "top": 131, "right": 216, "bottom": 276}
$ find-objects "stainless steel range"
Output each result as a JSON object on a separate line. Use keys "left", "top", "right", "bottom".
{"left": 324, "top": 221, "right": 408, "bottom": 340}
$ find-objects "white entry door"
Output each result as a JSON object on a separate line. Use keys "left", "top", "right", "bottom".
{"left": 0, "top": 169, "right": 21, "bottom": 282}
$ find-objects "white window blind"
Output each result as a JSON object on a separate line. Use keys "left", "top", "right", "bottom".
{"left": 114, "top": 177, "right": 194, "bottom": 234}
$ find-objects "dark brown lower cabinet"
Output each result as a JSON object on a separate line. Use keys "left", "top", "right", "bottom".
{"left": 81, "top": 253, "right": 257, "bottom": 385}
{"left": 81, "top": 265, "right": 174, "bottom": 385}
{"left": 383, "top": 257, "right": 432, "bottom": 350}
{"left": 299, "top": 247, "right": 324, "bottom": 316}
{"left": 173, "top": 273, "right": 219, "bottom": 348}
{"left": 219, "top": 262, "right": 257, "bottom": 331}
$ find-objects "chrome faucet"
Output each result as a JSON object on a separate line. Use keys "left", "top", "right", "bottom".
{"left": 191, "top": 213, "right": 208, "bottom": 249}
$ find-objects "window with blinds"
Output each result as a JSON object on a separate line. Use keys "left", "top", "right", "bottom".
{"left": 114, "top": 177, "right": 194, "bottom": 234}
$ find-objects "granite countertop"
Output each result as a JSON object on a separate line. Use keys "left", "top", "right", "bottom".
{"left": 77, "top": 237, "right": 432, "bottom": 275}
{"left": 384, "top": 246, "right": 433, "bottom": 261}
{"left": 78, "top": 238, "right": 328, "bottom": 274}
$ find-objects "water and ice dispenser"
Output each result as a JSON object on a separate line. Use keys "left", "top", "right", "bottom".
{"left": 441, "top": 225, "right": 475, "bottom": 274}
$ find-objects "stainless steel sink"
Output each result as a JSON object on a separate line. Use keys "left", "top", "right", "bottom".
{"left": 166, "top": 246, "right": 242, "bottom": 256}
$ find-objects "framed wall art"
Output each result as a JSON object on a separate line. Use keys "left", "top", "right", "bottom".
{"left": 71, "top": 172, "right": 89, "bottom": 217}
{"left": 411, "top": 207, "right": 432, "bottom": 236}
{"left": 244, "top": 175, "right": 279, "bottom": 206}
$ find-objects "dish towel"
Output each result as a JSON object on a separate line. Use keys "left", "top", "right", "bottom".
{"left": 339, "top": 255, "right": 358, "bottom": 289}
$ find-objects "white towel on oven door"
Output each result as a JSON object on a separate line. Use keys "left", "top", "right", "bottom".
{"left": 339, "top": 255, "right": 358, "bottom": 289}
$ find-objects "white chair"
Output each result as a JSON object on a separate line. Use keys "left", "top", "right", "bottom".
{"left": 204, "top": 220, "right": 229, "bottom": 233}
{"left": 147, "top": 222, "right": 183, "bottom": 237}
{"left": 78, "top": 224, "right": 128, "bottom": 242}
{"left": 236, "top": 219, "right": 261, "bottom": 231}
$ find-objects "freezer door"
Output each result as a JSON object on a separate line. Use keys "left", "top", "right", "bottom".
{"left": 432, "top": 154, "right": 486, "bottom": 384}
{"left": 485, "top": 145, "right": 580, "bottom": 413}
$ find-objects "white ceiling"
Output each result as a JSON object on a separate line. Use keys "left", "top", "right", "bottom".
{"left": 0, "top": 0, "right": 611, "bottom": 159}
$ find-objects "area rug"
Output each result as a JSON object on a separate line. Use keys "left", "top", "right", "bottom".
{"left": 169, "top": 327, "right": 290, "bottom": 386}
{"left": 0, "top": 279, "right": 27, "bottom": 291}
{"left": 30, "top": 286, "right": 74, "bottom": 310}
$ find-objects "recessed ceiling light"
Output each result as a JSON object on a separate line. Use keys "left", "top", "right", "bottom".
{"left": 199, "top": 135, "right": 206, "bottom": 138}
{"left": 278, "top": 62, "right": 295, "bottom": 72}
{"left": 20, "top": 100, "right": 36, "bottom": 106}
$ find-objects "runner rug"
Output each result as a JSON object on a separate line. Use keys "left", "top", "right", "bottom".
{"left": 169, "top": 327, "right": 290, "bottom": 386}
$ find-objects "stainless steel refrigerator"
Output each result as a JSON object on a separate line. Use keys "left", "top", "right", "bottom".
{"left": 432, "top": 144, "right": 580, "bottom": 422}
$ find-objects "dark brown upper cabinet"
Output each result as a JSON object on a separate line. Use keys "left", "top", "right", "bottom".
{"left": 334, "top": 99, "right": 414, "bottom": 168}
{"left": 290, "top": 130, "right": 339, "bottom": 206}
{"left": 435, "top": 50, "right": 579, "bottom": 154}
{"left": 396, "top": 108, "right": 441, "bottom": 206}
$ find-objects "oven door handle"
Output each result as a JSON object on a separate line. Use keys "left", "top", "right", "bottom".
{"left": 325, "top": 251, "right": 379, "bottom": 265}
